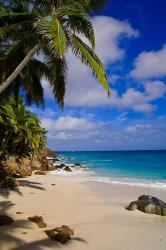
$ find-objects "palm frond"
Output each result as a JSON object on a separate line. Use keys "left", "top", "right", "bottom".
{"left": 37, "top": 16, "right": 67, "bottom": 56}
{"left": 71, "top": 34, "right": 110, "bottom": 95}
{"left": 44, "top": 49, "right": 67, "bottom": 108}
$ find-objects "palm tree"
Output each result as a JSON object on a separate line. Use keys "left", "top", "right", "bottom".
{"left": 0, "top": 97, "right": 47, "bottom": 158}
{"left": 0, "top": 0, "right": 109, "bottom": 108}
{"left": 0, "top": 42, "right": 46, "bottom": 107}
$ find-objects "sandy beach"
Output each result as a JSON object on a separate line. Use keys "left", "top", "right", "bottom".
{"left": 0, "top": 174, "right": 166, "bottom": 250}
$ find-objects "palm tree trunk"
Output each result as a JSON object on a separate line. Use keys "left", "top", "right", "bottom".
{"left": 0, "top": 43, "right": 41, "bottom": 95}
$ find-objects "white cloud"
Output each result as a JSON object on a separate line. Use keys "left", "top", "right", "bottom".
{"left": 41, "top": 116, "right": 101, "bottom": 132}
{"left": 125, "top": 124, "right": 151, "bottom": 133}
{"left": 66, "top": 80, "right": 166, "bottom": 112}
{"left": 43, "top": 112, "right": 166, "bottom": 150}
{"left": 130, "top": 45, "right": 166, "bottom": 79}
{"left": 91, "top": 16, "right": 139, "bottom": 64}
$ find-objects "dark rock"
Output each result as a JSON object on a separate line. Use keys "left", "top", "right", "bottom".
{"left": 75, "top": 163, "right": 81, "bottom": 167}
{"left": 0, "top": 215, "right": 14, "bottom": 226}
{"left": 35, "top": 170, "right": 46, "bottom": 175}
{"left": 53, "top": 158, "right": 60, "bottom": 162}
{"left": 11, "top": 173, "right": 22, "bottom": 178}
{"left": 45, "top": 225, "right": 74, "bottom": 244}
{"left": 64, "top": 166, "right": 72, "bottom": 172}
{"left": 28, "top": 215, "right": 47, "bottom": 228}
{"left": 126, "top": 195, "right": 166, "bottom": 216}
{"left": 57, "top": 164, "right": 66, "bottom": 169}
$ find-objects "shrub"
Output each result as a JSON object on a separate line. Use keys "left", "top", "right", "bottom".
{"left": 0, "top": 97, "right": 46, "bottom": 159}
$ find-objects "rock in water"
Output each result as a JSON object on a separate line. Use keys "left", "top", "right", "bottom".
{"left": 126, "top": 195, "right": 166, "bottom": 216}
{"left": 63, "top": 166, "right": 72, "bottom": 172}
{"left": 45, "top": 225, "right": 74, "bottom": 244}
{"left": 28, "top": 215, "right": 47, "bottom": 228}
{"left": 0, "top": 215, "right": 14, "bottom": 226}
{"left": 75, "top": 163, "right": 81, "bottom": 167}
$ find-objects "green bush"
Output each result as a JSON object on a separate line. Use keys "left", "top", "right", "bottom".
{"left": 0, "top": 97, "right": 46, "bottom": 159}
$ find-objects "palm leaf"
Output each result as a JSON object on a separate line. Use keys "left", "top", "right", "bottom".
{"left": 71, "top": 35, "right": 110, "bottom": 95}
{"left": 37, "top": 16, "right": 67, "bottom": 56}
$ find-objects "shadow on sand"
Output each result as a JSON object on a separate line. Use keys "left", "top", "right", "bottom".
{"left": 0, "top": 185, "right": 87, "bottom": 249}
{"left": 11, "top": 236, "right": 88, "bottom": 250}
{"left": 0, "top": 201, "right": 30, "bottom": 248}
{"left": 0, "top": 179, "right": 46, "bottom": 198}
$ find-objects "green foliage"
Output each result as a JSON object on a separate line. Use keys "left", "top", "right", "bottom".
{"left": 0, "top": 0, "right": 110, "bottom": 108}
{"left": 0, "top": 97, "right": 47, "bottom": 158}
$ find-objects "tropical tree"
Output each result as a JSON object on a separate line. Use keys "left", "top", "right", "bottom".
{"left": 0, "top": 0, "right": 109, "bottom": 108}
{"left": 0, "top": 97, "right": 47, "bottom": 159}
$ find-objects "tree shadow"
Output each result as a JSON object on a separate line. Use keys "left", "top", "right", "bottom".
{"left": 0, "top": 179, "right": 45, "bottom": 199}
{"left": 11, "top": 236, "right": 88, "bottom": 250}
{"left": 0, "top": 201, "right": 30, "bottom": 248}
{"left": 0, "top": 186, "right": 22, "bottom": 198}
{"left": 0, "top": 201, "right": 87, "bottom": 250}
{"left": 19, "top": 180, "right": 46, "bottom": 191}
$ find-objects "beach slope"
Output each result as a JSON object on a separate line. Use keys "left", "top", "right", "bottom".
{"left": 0, "top": 175, "right": 166, "bottom": 250}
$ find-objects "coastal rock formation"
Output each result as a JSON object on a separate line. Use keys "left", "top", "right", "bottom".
{"left": 18, "top": 165, "right": 32, "bottom": 177}
{"left": 45, "top": 225, "right": 74, "bottom": 244}
{"left": 4, "top": 156, "right": 20, "bottom": 174}
{"left": 126, "top": 195, "right": 166, "bottom": 216}
{"left": 38, "top": 148, "right": 57, "bottom": 160}
{"left": 47, "top": 163, "right": 55, "bottom": 171}
{"left": 31, "top": 159, "right": 42, "bottom": 171}
{"left": 28, "top": 215, "right": 47, "bottom": 228}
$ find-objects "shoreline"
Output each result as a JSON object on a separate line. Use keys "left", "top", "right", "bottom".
{"left": 55, "top": 151, "right": 166, "bottom": 190}
{"left": 0, "top": 174, "right": 166, "bottom": 250}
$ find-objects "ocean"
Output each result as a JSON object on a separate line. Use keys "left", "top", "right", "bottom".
{"left": 54, "top": 150, "right": 166, "bottom": 190}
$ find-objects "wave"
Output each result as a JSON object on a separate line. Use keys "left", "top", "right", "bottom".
{"left": 85, "top": 176, "right": 166, "bottom": 190}
{"left": 50, "top": 165, "right": 95, "bottom": 177}
{"left": 50, "top": 166, "right": 166, "bottom": 190}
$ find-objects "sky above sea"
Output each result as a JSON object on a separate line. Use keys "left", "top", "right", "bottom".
{"left": 31, "top": 0, "right": 166, "bottom": 151}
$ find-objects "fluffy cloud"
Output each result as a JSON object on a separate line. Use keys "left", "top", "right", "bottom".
{"left": 125, "top": 124, "right": 151, "bottom": 133}
{"left": 66, "top": 80, "right": 166, "bottom": 112}
{"left": 40, "top": 112, "right": 166, "bottom": 150}
{"left": 91, "top": 16, "right": 139, "bottom": 64}
{"left": 41, "top": 116, "right": 104, "bottom": 143}
{"left": 41, "top": 116, "right": 101, "bottom": 132}
{"left": 130, "top": 45, "right": 166, "bottom": 79}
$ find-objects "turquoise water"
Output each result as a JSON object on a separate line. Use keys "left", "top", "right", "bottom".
{"left": 58, "top": 151, "right": 166, "bottom": 189}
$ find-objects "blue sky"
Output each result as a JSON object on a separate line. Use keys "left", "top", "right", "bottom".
{"left": 32, "top": 0, "right": 166, "bottom": 151}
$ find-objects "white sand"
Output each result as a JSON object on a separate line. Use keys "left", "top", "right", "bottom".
{"left": 0, "top": 174, "right": 166, "bottom": 250}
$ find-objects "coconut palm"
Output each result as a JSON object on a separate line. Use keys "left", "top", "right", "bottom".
{"left": 0, "top": 97, "right": 47, "bottom": 158}
{"left": 0, "top": 0, "right": 109, "bottom": 108}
